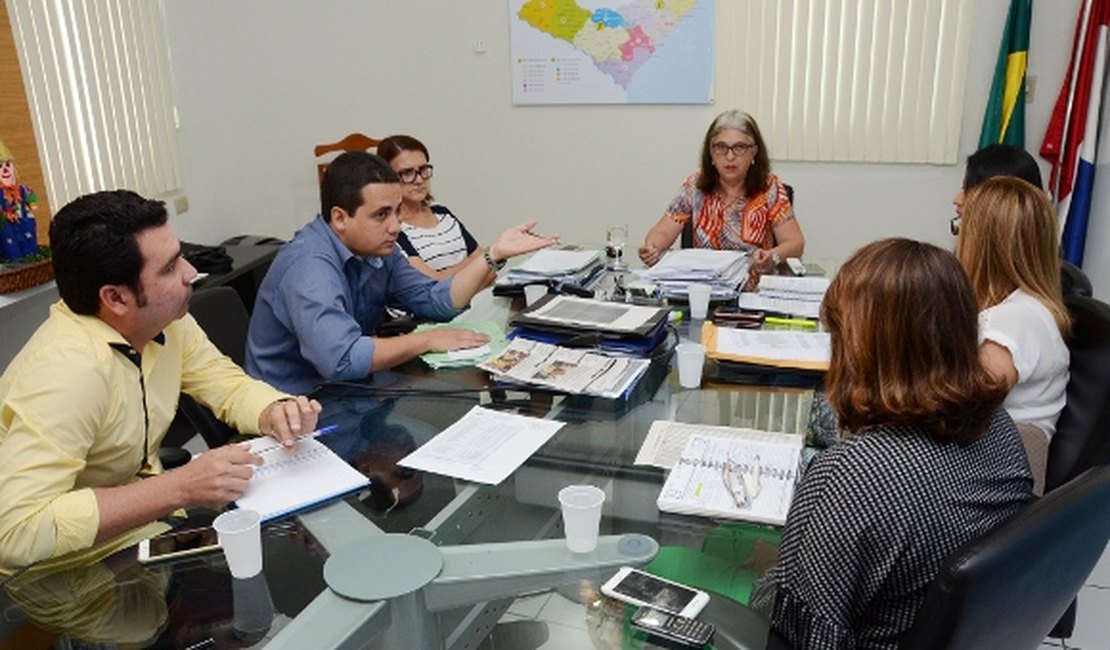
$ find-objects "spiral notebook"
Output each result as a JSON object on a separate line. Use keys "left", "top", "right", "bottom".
{"left": 235, "top": 436, "right": 369, "bottom": 521}
{"left": 656, "top": 431, "right": 802, "bottom": 526}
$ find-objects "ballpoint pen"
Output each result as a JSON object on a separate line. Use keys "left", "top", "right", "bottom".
{"left": 255, "top": 424, "right": 340, "bottom": 453}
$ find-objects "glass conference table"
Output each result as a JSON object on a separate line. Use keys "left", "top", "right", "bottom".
{"left": 1, "top": 280, "right": 818, "bottom": 650}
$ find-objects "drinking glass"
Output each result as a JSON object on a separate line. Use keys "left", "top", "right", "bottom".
{"left": 607, "top": 224, "right": 628, "bottom": 270}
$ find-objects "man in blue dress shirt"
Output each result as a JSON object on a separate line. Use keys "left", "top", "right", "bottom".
{"left": 246, "top": 151, "right": 557, "bottom": 393}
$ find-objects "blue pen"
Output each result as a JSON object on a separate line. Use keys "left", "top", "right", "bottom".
{"left": 259, "top": 424, "right": 340, "bottom": 452}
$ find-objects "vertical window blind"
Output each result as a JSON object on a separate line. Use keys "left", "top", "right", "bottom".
{"left": 718, "top": 0, "right": 972, "bottom": 164}
{"left": 7, "top": 0, "right": 182, "bottom": 209}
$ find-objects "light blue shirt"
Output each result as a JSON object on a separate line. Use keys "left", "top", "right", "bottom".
{"left": 245, "top": 216, "right": 461, "bottom": 393}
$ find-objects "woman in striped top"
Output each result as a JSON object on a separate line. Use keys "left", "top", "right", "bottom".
{"left": 378, "top": 135, "right": 484, "bottom": 280}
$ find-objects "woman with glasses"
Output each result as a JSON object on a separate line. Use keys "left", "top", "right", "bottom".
{"left": 956, "top": 177, "right": 1070, "bottom": 493}
{"left": 753, "top": 238, "right": 1032, "bottom": 649}
{"left": 378, "top": 135, "right": 484, "bottom": 280}
{"left": 638, "top": 110, "right": 804, "bottom": 288}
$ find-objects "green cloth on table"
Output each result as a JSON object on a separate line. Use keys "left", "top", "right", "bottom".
{"left": 416, "top": 320, "right": 508, "bottom": 369}
{"left": 645, "top": 522, "right": 782, "bottom": 605}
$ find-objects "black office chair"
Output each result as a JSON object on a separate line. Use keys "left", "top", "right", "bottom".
{"left": 159, "top": 287, "right": 252, "bottom": 468}
{"left": 1037, "top": 294, "right": 1110, "bottom": 639}
{"left": 898, "top": 465, "right": 1110, "bottom": 650}
{"left": 1061, "top": 260, "right": 1093, "bottom": 298}
{"left": 680, "top": 184, "right": 794, "bottom": 248}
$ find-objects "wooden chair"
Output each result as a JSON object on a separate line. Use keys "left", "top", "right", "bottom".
{"left": 314, "top": 132, "right": 381, "bottom": 184}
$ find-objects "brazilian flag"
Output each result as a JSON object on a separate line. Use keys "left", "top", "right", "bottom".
{"left": 979, "top": 0, "right": 1033, "bottom": 147}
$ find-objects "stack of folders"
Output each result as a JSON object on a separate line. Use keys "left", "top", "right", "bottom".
{"left": 738, "top": 275, "right": 831, "bottom": 319}
{"left": 494, "top": 247, "right": 606, "bottom": 296}
{"left": 636, "top": 249, "right": 750, "bottom": 300}
{"left": 509, "top": 295, "right": 671, "bottom": 357}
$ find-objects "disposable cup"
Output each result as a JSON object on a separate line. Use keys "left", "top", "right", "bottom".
{"left": 558, "top": 485, "right": 605, "bottom": 553}
{"left": 687, "top": 283, "right": 712, "bottom": 320}
{"left": 524, "top": 284, "right": 549, "bottom": 307}
{"left": 675, "top": 342, "right": 705, "bottom": 389}
{"left": 213, "top": 509, "right": 263, "bottom": 578}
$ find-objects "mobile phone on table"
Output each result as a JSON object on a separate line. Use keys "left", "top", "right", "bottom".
{"left": 600, "top": 566, "right": 710, "bottom": 617}
{"left": 631, "top": 606, "right": 715, "bottom": 647}
{"left": 137, "top": 526, "right": 220, "bottom": 564}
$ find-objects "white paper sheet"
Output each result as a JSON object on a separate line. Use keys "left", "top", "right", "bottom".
{"left": 635, "top": 420, "right": 799, "bottom": 469}
{"left": 398, "top": 406, "right": 565, "bottom": 485}
{"left": 714, "top": 329, "right": 830, "bottom": 364}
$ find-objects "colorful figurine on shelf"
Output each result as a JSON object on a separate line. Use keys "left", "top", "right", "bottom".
{"left": 0, "top": 138, "right": 40, "bottom": 262}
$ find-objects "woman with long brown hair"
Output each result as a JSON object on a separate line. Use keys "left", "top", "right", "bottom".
{"left": 956, "top": 177, "right": 1070, "bottom": 491}
{"left": 756, "top": 238, "right": 1032, "bottom": 649}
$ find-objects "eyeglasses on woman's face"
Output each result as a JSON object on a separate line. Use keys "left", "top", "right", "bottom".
{"left": 710, "top": 141, "right": 757, "bottom": 158}
{"left": 397, "top": 164, "right": 434, "bottom": 184}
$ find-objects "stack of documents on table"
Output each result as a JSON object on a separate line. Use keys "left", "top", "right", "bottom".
{"left": 648, "top": 421, "right": 802, "bottom": 526}
{"left": 702, "top": 322, "right": 830, "bottom": 371}
{"left": 416, "top": 320, "right": 509, "bottom": 369}
{"left": 499, "top": 248, "right": 606, "bottom": 292}
{"left": 510, "top": 295, "right": 671, "bottom": 357}
{"left": 738, "top": 275, "right": 830, "bottom": 319}
{"left": 637, "top": 249, "right": 750, "bottom": 299}
{"left": 479, "top": 337, "right": 650, "bottom": 398}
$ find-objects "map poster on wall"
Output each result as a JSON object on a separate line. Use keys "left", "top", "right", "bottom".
{"left": 509, "top": 0, "right": 715, "bottom": 105}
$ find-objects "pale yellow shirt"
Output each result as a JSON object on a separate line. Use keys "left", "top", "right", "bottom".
{"left": 0, "top": 301, "right": 286, "bottom": 573}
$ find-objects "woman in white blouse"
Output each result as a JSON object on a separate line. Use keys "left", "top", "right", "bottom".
{"left": 956, "top": 176, "right": 1070, "bottom": 492}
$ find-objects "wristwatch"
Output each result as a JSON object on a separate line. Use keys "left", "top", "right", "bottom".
{"left": 484, "top": 247, "right": 506, "bottom": 272}
{"left": 771, "top": 249, "right": 782, "bottom": 266}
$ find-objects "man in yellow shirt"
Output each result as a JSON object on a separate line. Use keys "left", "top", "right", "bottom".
{"left": 0, "top": 190, "right": 321, "bottom": 574}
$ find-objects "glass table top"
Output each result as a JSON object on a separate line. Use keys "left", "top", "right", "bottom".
{"left": 1, "top": 285, "right": 818, "bottom": 650}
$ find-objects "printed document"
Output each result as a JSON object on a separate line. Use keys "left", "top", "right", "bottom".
{"left": 703, "top": 324, "right": 830, "bottom": 370}
{"left": 635, "top": 420, "right": 799, "bottom": 469}
{"left": 398, "top": 406, "right": 565, "bottom": 484}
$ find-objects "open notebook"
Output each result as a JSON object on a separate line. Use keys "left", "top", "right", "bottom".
{"left": 235, "top": 436, "right": 369, "bottom": 521}
{"left": 655, "top": 425, "right": 802, "bottom": 526}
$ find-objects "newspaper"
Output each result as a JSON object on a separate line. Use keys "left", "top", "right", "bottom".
{"left": 479, "top": 338, "right": 650, "bottom": 398}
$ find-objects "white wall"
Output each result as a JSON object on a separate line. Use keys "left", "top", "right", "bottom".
{"left": 162, "top": 0, "right": 1103, "bottom": 293}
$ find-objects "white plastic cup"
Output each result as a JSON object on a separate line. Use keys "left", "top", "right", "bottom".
{"left": 675, "top": 342, "right": 706, "bottom": 389}
{"left": 687, "top": 283, "right": 712, "bottom": 320}
{"left": 213, "top": 509, "right": 263, "bottom": 578}
{"left": 524, "top": 284, "right": 549, "bottom": 307}
{"left": 558, "top": 485, "right": 605, "bottom": 553}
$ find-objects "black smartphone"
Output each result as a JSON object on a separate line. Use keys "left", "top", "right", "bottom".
{"left": 630, "top": 606, "right": 715, "bottom": 647}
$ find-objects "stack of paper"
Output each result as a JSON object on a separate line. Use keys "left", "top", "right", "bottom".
{"left": 416, "top": 320, "right": 509, "bottom": 369}
{"left": 702, "top": 322, "right": 830, "bottom": 371}
{"left": 637, "top": 249, "right": 750, "bottom": 299}
{"left": 739, "top": 275, "right": 830, "bottom": 319}
{"left": 501, "top": 248, "right": 606, "bottom": 290}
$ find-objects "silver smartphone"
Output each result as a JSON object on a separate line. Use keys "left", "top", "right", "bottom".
{"left": 137, "top": 526, "right": 221, "bottom": 564}
{"left": 600, "top": 566, "right": 710, "bottom": 617}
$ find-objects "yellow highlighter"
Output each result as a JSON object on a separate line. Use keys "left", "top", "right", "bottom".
{"left": 764, "top": 316, "right": 818, "bottom": 330}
